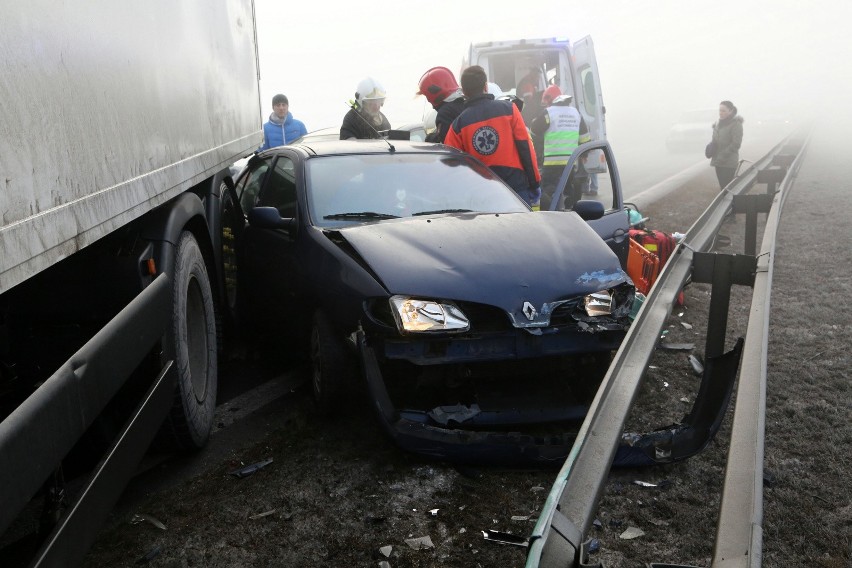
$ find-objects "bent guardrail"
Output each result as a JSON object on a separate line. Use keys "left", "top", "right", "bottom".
{"left": 524, "top": 130, "right": 810, "bottom": 568}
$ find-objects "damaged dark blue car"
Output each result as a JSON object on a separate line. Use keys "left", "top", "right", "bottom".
{"left": 225, "top": 139, "right": 634, "bottom": 464}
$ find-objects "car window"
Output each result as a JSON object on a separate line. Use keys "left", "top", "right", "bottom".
{"left": 305, "top": 153, "right": 528, "bottom": 227}
{"left": 238, "top": 158, "right": 272, "bottom": 211}
{"left": 257, "top": 156, "right": 298, "bottom": 218}
{"left": 562, "top": 147, "right": 615, "bottom": 212}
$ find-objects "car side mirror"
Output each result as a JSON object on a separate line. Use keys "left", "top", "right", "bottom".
{"left": 248, "top": 206, "right": 297, "bottom": 234}
{"left": 572, "top": 200, "right": 605, "bottom": 221}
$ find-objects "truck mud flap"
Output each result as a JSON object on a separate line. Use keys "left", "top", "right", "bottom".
{"left": 359, "top": 331, "right": 740, "bottom": 467}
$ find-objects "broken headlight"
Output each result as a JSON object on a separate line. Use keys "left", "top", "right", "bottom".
{"left": 583, "top": 290, "right": 613, "bottom": 317}
{"left": 389, "top": 296, "right": 470, "bottom": 333}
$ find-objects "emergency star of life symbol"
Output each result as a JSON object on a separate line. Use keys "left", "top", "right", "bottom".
{"left": 472, "top": 125, "right": 499, "bottom": 155}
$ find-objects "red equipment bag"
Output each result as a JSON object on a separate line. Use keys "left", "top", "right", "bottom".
{"left": 629, "top": 228, "right": 678, "bottom": 266}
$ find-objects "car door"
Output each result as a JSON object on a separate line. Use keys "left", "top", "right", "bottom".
{"left": 551, "top": 141, "right": 630, "bottom": 268}
{"left": 236, "top": 153, "right": 303, "bottom": 329}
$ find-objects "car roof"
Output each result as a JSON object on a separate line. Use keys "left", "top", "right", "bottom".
{"left": 262, "top": 139, "right": 457, "bottom": 158}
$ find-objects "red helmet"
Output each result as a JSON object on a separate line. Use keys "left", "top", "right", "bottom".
{"left": 541, "top": 85, "right": 562, "bottom": 106}
{"left": 417, "top": 66, "right": 460, "bottom": 108}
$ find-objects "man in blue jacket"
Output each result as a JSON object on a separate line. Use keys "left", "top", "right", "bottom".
{"left": 259, "top": 94, "right": 307, "bottom": 150}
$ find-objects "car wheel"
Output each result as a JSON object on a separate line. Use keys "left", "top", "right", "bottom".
{"left": 159, "top": 231, "right": 218, "bottom": 450}
{"left": 310, "top": 310, "right": 356, "bottom": 415}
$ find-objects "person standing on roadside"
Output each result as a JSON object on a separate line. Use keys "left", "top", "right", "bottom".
{"left": 417, "top": 66, "right": 466, "bottom": 144}
{"left": 710, "top": 100, "right": 744, "bottom": 189}
{"left": 530, "top": 86, "right": 591, "bottom": 210}
{"left": 341, "top": 77, "right": 391, "bottom": 140}
{"left": 259, "top": 94, "right": 307, "bottom": 151}
{"left": 444, "top": 65, "right": 541, "bottom": 209}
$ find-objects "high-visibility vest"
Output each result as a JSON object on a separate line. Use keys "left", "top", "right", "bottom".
{"left": 542, "top": 105, "right": 582, "bottom": 166}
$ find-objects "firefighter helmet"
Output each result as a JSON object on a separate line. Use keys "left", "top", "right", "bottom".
{"left": 417, "top": 67, "right": 459, "bottom": 109}
{"left": 541, "top": 85, "right": 562, "bottom": 106}
{"left": 355, "top": 77, "right": 386, "bottom": 104}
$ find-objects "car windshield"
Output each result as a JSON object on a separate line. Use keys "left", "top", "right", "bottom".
{"left": 306, "top": 152, "right": 529, "bottom": 227}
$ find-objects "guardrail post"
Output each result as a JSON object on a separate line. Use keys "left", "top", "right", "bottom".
{"left": 732, "top": 193, "right": 774, "bottom": 256}
{"left": 692, "top": 253, "right": 756, "bottom": 358}
{"left": 756, "top": 165, "right": 786, "bottom": 195}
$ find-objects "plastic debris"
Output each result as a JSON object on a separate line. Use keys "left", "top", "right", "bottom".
{"left": 379, "top": 545, "right": 393, "bottom": 557}
{"left": 511, "top": 515, "right": 530, "bottom": 522}
{"left": 689, "top": 354, "right": 704, "bottom": 375}
{"left": 135, "top": 545, "right": 161, "bottom": 564}
{"left": 593, "top": 519, "right": 603, "bottom": 529}
{"left": 659, "top": 342, "right": 695, "bottom": 351}
{"left": 428, "top": 404, "right": 481, "bottom": 425}
{"left": 378, "top": 562, "right": 391, "bottom": 568}
{"left": 229, "top": 457, "right": 273, "bottom": 478}
{"left": 530, "top": 486, "right": 546, "bottom": 492}
{"left": 427, "top": 509, "right": 439, "bottom": 517}
{"left": 587, "top": 538, "right": 600, "bottom": 553}
{"left": 633, "top": 479, "right": 672, "bottom": 489}
{"left": 249, "top": 510, "right": 276, "bottom": 520}
{"left": 481, "top": 530, "right": 529, "bottom": 547}
{"left": 131, "top": 513, "right": 166, "bottom": 531}
{"left": 404, "top": 536, "right": 434, "bottom": 550}
{"left": 680, "top": 321, "right": 693, "bottom": 329}
{"left": 619, "top": 526, "right": 645, "bottom": 540}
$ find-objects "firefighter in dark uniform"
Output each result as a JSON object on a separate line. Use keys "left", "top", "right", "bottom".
{"left": 417, "top": 66, "right": 466, "bottom": 144}
{"left": 340, "top": 77, "right": 391, "bottom": 140}
{"left": 444, "top": 66, "right": 541, "bottom": 209}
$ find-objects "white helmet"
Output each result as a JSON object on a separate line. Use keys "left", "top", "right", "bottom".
{"left": 356, "top": 77, "right": 386, "bottom": 104}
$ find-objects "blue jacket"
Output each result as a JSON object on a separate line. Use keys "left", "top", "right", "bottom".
{"left": 260, "top": 112, "right": 308, "bottom": 150}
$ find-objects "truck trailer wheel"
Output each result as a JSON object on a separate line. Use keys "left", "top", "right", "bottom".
{"left": 160, "top": 231, "right": 218, "bottom": 450}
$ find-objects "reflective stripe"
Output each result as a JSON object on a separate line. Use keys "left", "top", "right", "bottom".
{"left": 542, "top": 106, "right": 582, "bottom": 166}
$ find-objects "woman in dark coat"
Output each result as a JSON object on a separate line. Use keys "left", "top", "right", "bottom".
{"left": 710, "top": 100, "right": 744, "bottom": 189}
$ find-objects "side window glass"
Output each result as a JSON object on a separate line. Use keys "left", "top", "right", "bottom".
{"left": 257, "top": 156, "right": 298, "bottom": 218}
{"left": 238, "top": 159, "right": 271, "bottom": 211}
{"left": 565, "top": 147, "right": 614, "bottom": 211}
{"left": 580, "top": 66, "right": 597, "bottom": 116}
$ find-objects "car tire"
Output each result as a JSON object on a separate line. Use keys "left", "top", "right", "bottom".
{"left": 159, "top": 231, "right": 218, "bottom": 450}
{"left": 310, "top": 309, "right": 356, "bottom": 415}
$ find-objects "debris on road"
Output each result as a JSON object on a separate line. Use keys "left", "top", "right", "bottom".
{"left": 130, "top": 513, "right": 166, "bottom": 530}
{"left": 228, "top": 457, "right": 273, "bottom": 478}
{"left": 481, "top": 529, "right": 529, "bottom": 547}
{"left": 404, "top": 535, "right": 434, "bottom": 550}
{"left": 619, "top": 526, "right": 645, "bottom": 540}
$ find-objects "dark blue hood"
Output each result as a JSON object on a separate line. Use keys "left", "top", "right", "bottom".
{"left": 335, "top": 211, "right": 628, "bottom": 322}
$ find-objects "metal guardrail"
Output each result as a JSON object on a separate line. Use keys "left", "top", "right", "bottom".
{"left": 525, "top": 131, "right": 810, "bottom": 568}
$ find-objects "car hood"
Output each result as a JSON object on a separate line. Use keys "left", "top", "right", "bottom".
{"left": 332, "top": 212, "right": 627, "bottom": 324}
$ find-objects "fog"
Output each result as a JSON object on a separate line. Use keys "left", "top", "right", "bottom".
{"left": 254, "top": 0, "right": 850, "bottom": 166}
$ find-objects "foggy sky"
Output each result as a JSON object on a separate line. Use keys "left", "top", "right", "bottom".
{"left": 253, "top": 0, "right": 850, "bottom": 150}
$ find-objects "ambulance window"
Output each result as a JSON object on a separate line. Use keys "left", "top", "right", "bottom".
{"left": 579, "top": 65, "right": 598, "bottom": 115}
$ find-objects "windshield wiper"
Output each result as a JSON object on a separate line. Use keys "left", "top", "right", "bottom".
{"left": 323, "top": 212, "right": 400, "bottom": 220}
{"left": 412, "top": 209, "right": 473, "bottom": 216}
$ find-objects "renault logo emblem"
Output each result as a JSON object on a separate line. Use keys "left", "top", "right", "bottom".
{"left": 522, "top": 301, "right": 538, "bottom": 321}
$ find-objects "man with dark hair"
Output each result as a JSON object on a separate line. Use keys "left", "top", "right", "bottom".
{"left": 444, "top": 66, "right": 541, "bottom": 209}
{"left": 259, "top": 93, "right": 307, "bottom": 150}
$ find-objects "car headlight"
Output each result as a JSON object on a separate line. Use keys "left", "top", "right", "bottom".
{"left": 390, "top": 296, "right": 470, "bottom": 333}
{"left": 583, "top": 290, "right": 613, "bottom": 317}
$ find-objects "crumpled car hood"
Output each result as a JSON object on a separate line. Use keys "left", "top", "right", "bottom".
{"left": 333, "top": 211, "right": 627, "bottom": 323}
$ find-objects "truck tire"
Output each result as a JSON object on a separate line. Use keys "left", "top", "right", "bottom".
{"left": 161, "top": 231, "right": 218, "bottom": 450}
{"left": 310, "top": 310, "right": 355, "bottom": 415}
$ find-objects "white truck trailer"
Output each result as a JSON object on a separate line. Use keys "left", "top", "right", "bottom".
{"left": 0, "top": 2, "right": 262, "bottom": 565}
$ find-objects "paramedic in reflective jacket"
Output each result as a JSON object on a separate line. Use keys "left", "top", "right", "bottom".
{"left": 444, "top": 65, "right": 541, "bottom": 209}
{"left": 530, "top": 86, "right": 591, "bottom": 210}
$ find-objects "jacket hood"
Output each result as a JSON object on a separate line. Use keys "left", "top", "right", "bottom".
{"left": 332, "top": 212, "right": 628, "bottom": 324}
